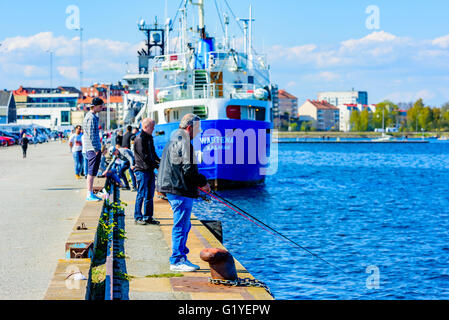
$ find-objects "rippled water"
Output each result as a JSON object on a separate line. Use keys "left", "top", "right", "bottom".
{"left": 193, "top": 141, "right": 449, "bottom": 299}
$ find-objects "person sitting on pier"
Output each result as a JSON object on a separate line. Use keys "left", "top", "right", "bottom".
{"left": 156, "top": 113, "right": 211, "bottom": 272}
{"left": 108, "top": 144, "right": 137, "bottom": 191}
{"left": 133, "top": 118, "right": 160, "bottom": 225}
{"left": 82, "top": 97, "right": 104, "bottom": 202}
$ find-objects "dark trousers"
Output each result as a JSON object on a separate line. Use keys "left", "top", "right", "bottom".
{"left": 21, "top": 145, "right": 27, "bottom": 158}
{"left": 134, "top": 170, "right": 155, "bottom": 222}
{"left": 118, "top": 162, "right": 131, "bottom": 188}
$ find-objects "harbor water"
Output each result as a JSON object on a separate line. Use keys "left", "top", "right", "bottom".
{"left": 193, "top": 141, "right": 449, "bottom": 299}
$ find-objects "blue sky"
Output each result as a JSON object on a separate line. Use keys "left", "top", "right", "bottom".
{"left": 1, "top": 0, "right": 449, "bottom": 106}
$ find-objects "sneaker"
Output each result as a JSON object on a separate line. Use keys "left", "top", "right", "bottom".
{"left": 93, "top": 194, "right": 103, "bottom": 201}
{"left": 182, "top": 258, "right": 200, "bottom": 270}
{"left": 170, "top": 261, "right": 197, "bottom": 272}
{"left": 75, "top": 174, "right": 80, "bottom": 179}
{"left": 143, "top": 218, "right": 160, "bottom": 225}
{"left": 86, "top": 194, "right": 101, "bottom": 202}
{"left": 135, "top": 220, "right": 146, "bottom": 225}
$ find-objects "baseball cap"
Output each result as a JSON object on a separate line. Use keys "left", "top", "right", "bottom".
{"left": 108, "top": 146, "right": 116, "bottom": 156}
{"left": 92, "top": 97, "right": 104, "bottom": 106}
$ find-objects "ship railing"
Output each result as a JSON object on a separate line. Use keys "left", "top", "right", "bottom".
{"left": 155, "top": 83, "right": 268, "bottom": 103}
{"left": 152, "top": 52, "right": 191, "bottom": 71}
{"left": 206, "top": 51, "right": 269, "bottom": 71}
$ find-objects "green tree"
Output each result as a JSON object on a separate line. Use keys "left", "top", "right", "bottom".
{"left": 407, "top": 99, "right": 425, "bottom": 131}
{"left": 418, "top": 106, "right": 433, "bottom": 131}
{"left": 373, "top": 100, "right": 398, "bottom": 130}
{"left": 360, "top": 109, "right": 370, "bottom": 131}
{"left": 350, "top": 110, "right": 361, "bottom": 131}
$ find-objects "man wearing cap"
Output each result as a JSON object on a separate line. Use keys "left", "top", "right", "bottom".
{"left": 156, "top": 113, "right": 211, "bottom": 272}
{"left": 82, "top": 97, "right": 104, "bottom": 201}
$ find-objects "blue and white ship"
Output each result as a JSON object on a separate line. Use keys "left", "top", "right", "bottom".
{"left": 123, "top": 0, "right": 276, "bottom": 188}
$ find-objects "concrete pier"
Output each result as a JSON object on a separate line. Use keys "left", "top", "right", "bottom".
{"left": 0, "top": 142, "right": 87, "bottom": 299}
{"left": 120, "top": 191, "right": 273, "bottom": 300}
{"left": 1, "top": 142, "right": 272, "bottom": 300}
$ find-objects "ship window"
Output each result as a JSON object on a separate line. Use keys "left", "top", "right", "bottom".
{"left": 226, "top": 105, "right": 241, "bottom": 120}
{"left": 193, "top": 106, "right": 208, "bottom": 120}
{"left": 153, "top": 111, "right": 159, "bottom": 124}
{"left": 255, "top": 107, "right": 266, "bottom": 121}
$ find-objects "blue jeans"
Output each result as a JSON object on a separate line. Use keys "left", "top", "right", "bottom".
{"left": 166, "top": 193, "right": 194, "bottom": 265}
{"left": 98, "top": 155, "right": 107, "bottom": 175}
{"left": 82, "top": 152, "right": 88, "bottom": 176}
{"left": 129, "top": 167, "right": 137, "bottom": 189}
{"left": 72, "top": 151, "right": 83, "bottom": 175}
{"left": 118, "top": 162, "right": 131, "bottom": 188}
{"left": 134, "top": 171, "right": 155, "bottom": 221}
{"left": 118, "top": 162, "right": 137, "bottom": 189}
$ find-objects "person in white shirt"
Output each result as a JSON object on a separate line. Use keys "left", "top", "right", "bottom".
{"left": 69, "top": 125, "right": 84, "bottom": 179}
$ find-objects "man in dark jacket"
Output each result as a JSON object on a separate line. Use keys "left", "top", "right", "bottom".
{"left": 157, "top": 113, "right": 210, "bottom": 272}
{"left": 133, "top": 118, "right": 160, "bottom": 225}
{"left": 122, "top": 125, "right": 133, "bottom": 149}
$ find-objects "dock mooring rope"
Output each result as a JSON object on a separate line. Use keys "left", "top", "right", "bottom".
{"left": 198, "top": 187, "right": 347, "bottom": 274}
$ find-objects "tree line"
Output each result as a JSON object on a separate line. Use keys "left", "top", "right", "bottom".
{"left": 350, "top": 99, "right": 449, "bottom": 132}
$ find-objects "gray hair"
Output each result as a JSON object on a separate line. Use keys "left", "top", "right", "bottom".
{"left": 179, "top": 113, "right": 200, "bottom": 129}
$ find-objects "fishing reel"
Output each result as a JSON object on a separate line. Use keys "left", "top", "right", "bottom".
{"left": 199, "top": 194, "right": 212, "bottom": 203}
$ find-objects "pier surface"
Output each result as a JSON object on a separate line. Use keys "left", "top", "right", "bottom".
{"left": 0, "top": 143, "right": 86, "bottom": 299}
{"left": 121, "top": 191, "right": 273, "bottom": 300}
{"left": 1, "top": 142, "right": 272, "bottom": 300}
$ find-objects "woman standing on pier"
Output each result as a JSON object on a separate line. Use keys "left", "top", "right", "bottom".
{"left": 20, "top": 132, "right": 29, "bottom": 158}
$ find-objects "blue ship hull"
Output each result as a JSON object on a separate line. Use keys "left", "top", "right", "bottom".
{"left": 153, "top": 119, "right": 272, "bottom": 188}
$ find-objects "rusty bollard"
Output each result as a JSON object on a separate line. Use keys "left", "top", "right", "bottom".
{"left": 200, "top": 248, "right": 237, "bottom": 280}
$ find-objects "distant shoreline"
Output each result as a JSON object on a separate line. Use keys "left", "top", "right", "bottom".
{"left": 276, "top": 131, "right": 445, "bottom": 139}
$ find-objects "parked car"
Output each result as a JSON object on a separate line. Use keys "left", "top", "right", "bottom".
{"left": 0, "top": 130, "right": 19, "bottom": 144}
{"left": 0, "top": 136, "right": 15, "bottom": 146}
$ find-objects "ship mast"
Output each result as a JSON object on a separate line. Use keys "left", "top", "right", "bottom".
{"left": 191, "top": 0, "right": 206, "bottom": 39}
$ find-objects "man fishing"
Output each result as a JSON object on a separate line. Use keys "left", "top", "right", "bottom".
{"left": 157, "top": 113, "right": 211, "bottom": 272}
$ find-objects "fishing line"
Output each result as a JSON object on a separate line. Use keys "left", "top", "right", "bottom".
{"left": 198, "top": 187, "right": 347, "bottom": 273}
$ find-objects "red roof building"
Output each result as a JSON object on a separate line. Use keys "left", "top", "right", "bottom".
{"left": 298, "top": 99, "right": 340, "bottom": 131}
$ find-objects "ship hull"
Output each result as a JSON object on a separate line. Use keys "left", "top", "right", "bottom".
{"left": 153, "top": 119, "right": 272, "bottom": 189}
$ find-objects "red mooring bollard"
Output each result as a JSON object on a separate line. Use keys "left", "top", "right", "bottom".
{"left": 200, "top": 248, "right": 238, "bottom": 280}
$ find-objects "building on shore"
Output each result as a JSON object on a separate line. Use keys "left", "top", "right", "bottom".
{"left": 298, "top": 100, "right": 340, "bottom": 131}
{"left": 0, "top": 90, "right": 17, "bottom": 124}
{"left": 318, "top": 90, "right": 368, "bottom": 107}
{"left": 272, "top": 89, "right": 298, "bottom": 129}
{"left": 338, "top": 104, "right": 377, "bottom": 132}
{"left": 278, "top": 90, "right": 298, "bottom": 117}
{"left": 12, "top": 86, "right": 80, "bottom": 130}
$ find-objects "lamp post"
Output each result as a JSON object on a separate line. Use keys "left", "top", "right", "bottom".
{"left": 416, "top": 111, "right": 419, "bottom": 133}
{"left": 46, "top": 50, "right": 53, "bottom": 88}
{"left": 73, "top": 27, "right": 83, "bottom": 89}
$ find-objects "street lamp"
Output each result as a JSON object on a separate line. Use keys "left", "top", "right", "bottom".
{"left": 73, "top": 27, "right": 83, "bottom": 89}
{"left": 46, "top": 50, "right": 53, "bottom": 88}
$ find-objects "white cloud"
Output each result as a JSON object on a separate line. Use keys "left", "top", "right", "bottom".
{"left": 57, "top": 66, "right": 78, "bottom": 80}
{"left": 384, "top": 90, "right": 436, "bottom": 103}
{"left": 0, "top": 31, "right": 138, "bottom": 88}
{"left": 432, "top": 34, "right": 449, "bottom": 48}
{"left": 340, "top": 31, "right": 399, "bottom": 50}
{"left": 303, "top": 71, "right": 341, "bottom": 82}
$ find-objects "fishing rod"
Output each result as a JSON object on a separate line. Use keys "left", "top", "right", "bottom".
{"left": 198, "top": 187, "right": 346, "bottom": 274}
